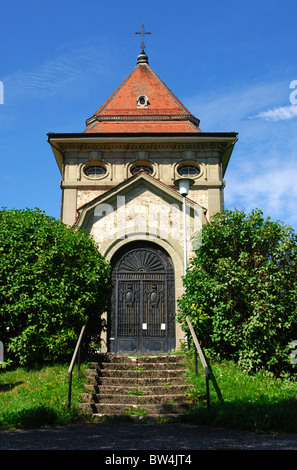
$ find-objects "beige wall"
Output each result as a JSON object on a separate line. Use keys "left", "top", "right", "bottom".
{"left": 60, "top": 144, "right": 224, "bottom": 226}
{"left": 58, "top": 141, "right": 225, "bottom": 352}
{"left": 74, "top": 175, "right": 204, "bottom": 352}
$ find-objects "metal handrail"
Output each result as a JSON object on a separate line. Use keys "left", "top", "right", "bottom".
{"left": 185, "top": 315, "right": 224, "bottom": 408}
{"left": 186, "top": 315, "right": 211, "bottom": 409}
{"left": 68, "top": 324, "right": 86, "bottom": 411}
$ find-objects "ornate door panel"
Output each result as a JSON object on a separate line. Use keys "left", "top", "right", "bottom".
{"left": 109, "top": 242, "right": 175, "bottom": 353}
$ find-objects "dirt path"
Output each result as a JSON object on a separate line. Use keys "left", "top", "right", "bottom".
{"left": 0, "top": 422, "right": 296, "bottom": 451}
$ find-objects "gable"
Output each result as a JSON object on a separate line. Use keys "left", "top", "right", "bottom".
{"left": 91, "top": 63, "right": 192, "bottom": 117}
{"left": 75, "top": 171, "right": 204, "bottom": 256}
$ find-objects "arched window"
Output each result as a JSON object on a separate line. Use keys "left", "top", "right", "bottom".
{"left": 137, "top": 95, "right": 149, "bottom": 107}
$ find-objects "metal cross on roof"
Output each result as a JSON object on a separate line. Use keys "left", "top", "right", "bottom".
{"left": 134, "top": 23, "right": 152, "bottom": 52}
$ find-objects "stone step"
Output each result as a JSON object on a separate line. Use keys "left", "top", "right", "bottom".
{"left": 83, "top": 384, "right": 192, "bottom": 395}
{"left": 91, "top": 354, "right": 187, "bottom": 364}
{"left": 81, "top": 392, "right": 191, "bottom": 405}
{"left": 87, "top": 376, "right": 188, "bottom": 386}
{"left": 80, "top": 353, "right": 194, "bottom": 420}
{"left": 79, "top": 402, "right": 194, "bottom": 415}
{"left": 136, "top": 355, "right": 186, "bottom": 363}
{"left": 88, "top": 362, "right": 185, "bottom": 371}
{"left": 86, "top": 369, "right": 186, "bottom": 379}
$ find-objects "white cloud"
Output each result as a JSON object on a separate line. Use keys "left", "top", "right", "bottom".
{"left": 224, "top": 156, "right": 297, "bottom": 228}
{"left": 184, "top": 81, "right": 289, "bottom": 131}
{"left": 183, "top": 80, "right": 297, "bottom": 230}
{"left": 251, "top": 104, "right": 297, "bottom": 122}
{"left": 3, "top": 38, "right": 112, "bottom": 103}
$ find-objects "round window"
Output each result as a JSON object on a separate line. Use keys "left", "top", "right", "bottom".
{"left": 130, "top": 165, "right": 153, "bottom": 175}
{"left": 177, "top": 164, "right": 200, "bottom": 178}
{"left": 83, "top": 165, "right": 107, "bottom": 178}
{"left": 137, "top": 95, "right": 148, "bottom": 107}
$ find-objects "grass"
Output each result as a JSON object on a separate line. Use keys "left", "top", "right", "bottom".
{"left": 124, "top": 406, "right": 148, "bottom": 416}
{"left": 126, "top": 389, "right": 145, "bottom": 396}
{"left": 184, "top": 352, "right": 297, "bottom": 434}
{"left": 0, "top": 363, "right": 87, "bottom": 430}
{"left": 0, "top": 355, "right": 296, "bottom": 433}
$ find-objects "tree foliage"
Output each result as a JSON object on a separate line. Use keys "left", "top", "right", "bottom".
{"left": 177, "top": 209, "right": 297, "bottom": 376}
{"left": 0, "top": 208, "right": 111, "bottom": 366}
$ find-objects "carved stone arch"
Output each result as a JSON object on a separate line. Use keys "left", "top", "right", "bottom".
{"left": 108, "top": 241, "right": 175, "bottom": 353}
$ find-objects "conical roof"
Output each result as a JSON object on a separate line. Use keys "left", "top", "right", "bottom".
{"left": 84, "top": 51, "right": 201, "bottom": 133}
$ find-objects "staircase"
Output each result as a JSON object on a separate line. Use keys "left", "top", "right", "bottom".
{"left": 79, "top": 354, "right": 196, "bottom": 421}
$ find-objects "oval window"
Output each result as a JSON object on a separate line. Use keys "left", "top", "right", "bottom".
{"left": 83, "top": 165, "right": 107, "bottom": 178}
{"left": 130, "top": 165, "right": 153, "bottom": 175}
{"left": 177, "top": 164, "right": 200, "bottom": 178}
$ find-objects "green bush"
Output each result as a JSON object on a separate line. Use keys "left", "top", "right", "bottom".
{"left": 0, "top": 208, "right": 111, "bottom": 366}
{"left": 177, "top": 209, "right": 297, "bottom": 376}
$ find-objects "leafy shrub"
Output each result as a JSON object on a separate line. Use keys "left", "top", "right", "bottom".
{"left": 0, "top": 208, "right": 111, "bottom": 366}
{"left": 177, "top": 209, "right": 297, "bottom": 376}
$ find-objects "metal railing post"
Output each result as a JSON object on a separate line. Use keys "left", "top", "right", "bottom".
{"left": 186, "top": 316, "right": 211, "bottom": 409}
{"left": 185, "top": 315, "right": 224, "bottom": 409}
{"left": 206, "top": 375, "right": 210, "bottom": 410}
{"left": 68, "top": 325, "right": 86, "bottom": 411}
{"left": 194, "top": 347, "right": 198, "bottom": 377}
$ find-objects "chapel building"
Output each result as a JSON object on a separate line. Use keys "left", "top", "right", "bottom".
{"left": 48, "top": 48, "right": 237, "bottom": 354}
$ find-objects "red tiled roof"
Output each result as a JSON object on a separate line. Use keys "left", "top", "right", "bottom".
{"left": 84, "top": 55, "right": 201, "bottom": 134}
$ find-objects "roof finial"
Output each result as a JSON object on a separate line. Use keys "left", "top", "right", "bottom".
{"left": 134, "top": 23, "right": 152, "bottom": 52}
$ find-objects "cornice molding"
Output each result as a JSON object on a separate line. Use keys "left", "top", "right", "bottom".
{"left": 60, "top": 142, "right": 226, "bottom": 152}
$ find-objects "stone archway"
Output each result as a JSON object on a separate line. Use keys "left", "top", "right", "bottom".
{"left": 108, "top": 241, "right": 175, "bottom": 353}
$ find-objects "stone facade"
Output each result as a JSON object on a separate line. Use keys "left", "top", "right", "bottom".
{"left": 59, "top": 142, "right": 227, "bottom": 226}
{"left": 48, "top": 50, "right": 237, "bottom": 353}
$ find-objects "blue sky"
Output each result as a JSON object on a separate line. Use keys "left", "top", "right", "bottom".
{"left": 0, "top": 0, "right": 297, "bottom": 231}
